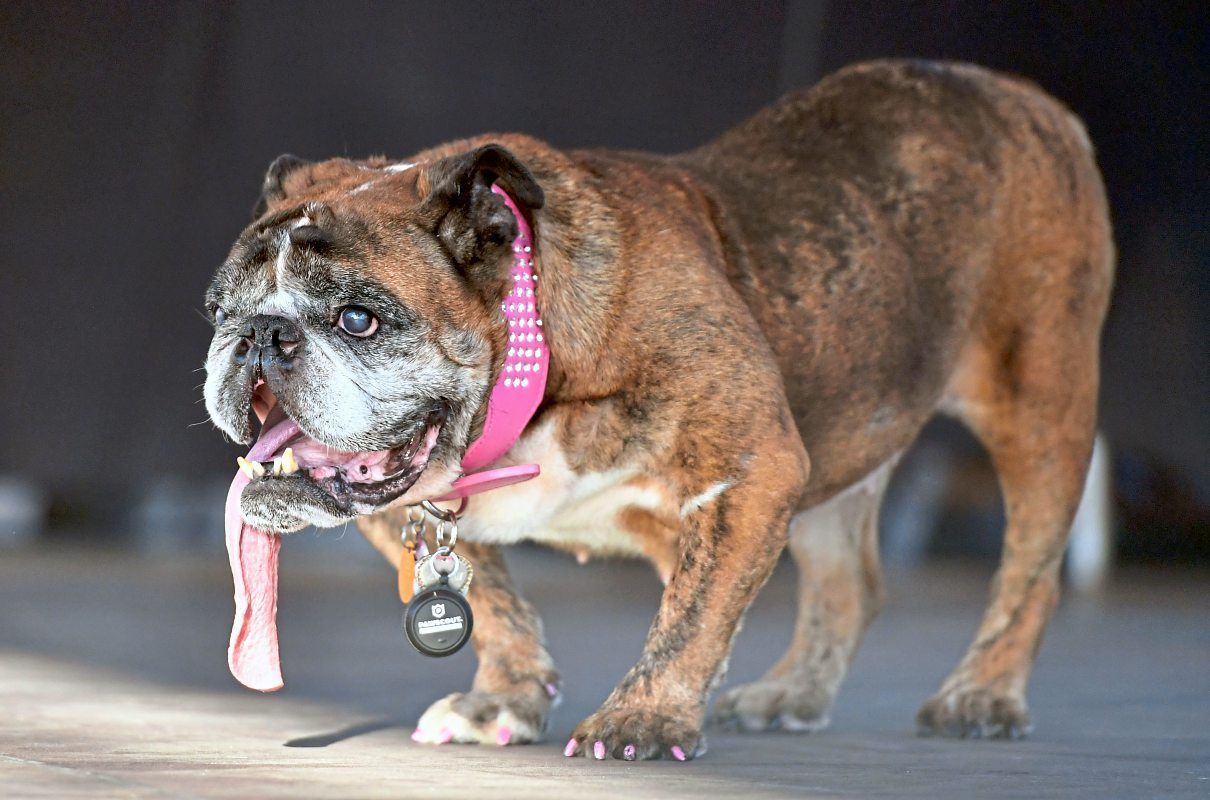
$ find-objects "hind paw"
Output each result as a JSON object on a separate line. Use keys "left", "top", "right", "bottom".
{"left": 916, "top": 685, "right": 1032, "bottom": 740}
{"left": 712, "top": 677, "right": 833, "bottom": 733}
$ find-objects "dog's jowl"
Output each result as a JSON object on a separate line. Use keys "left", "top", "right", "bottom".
{"left": 204, "top": 61, "right": 1113, "bottom": 759}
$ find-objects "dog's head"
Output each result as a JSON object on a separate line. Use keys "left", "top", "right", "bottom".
{"left": 203, "top": 144, "right": 544, "bottom": 532}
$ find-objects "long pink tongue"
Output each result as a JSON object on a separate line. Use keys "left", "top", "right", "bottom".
{"left": 224, "top": 468, "right": 283, "bottom": 692}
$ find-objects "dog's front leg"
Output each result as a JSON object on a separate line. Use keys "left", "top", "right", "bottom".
{"left": 565, "top": 452, "right": 803, "bottom": 761}
{"left": 412, "top": 541, "right": 561, "bottom": 745}
{"left": 358, "top": 516, "right": 560, "bottom": 746}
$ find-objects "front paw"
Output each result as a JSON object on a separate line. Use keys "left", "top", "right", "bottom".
{"left": 412, "top": 686, "right": 558, "bottom": 746}
{"left": 565, "top": 706, "right": 705, "bottom": 761}
{"left": 916, "top": 683, "right": 1032, "bottom": 740}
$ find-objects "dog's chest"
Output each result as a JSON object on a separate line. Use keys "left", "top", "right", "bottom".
{"left": 456, "top": 421, "right": 672, "bottom": 556}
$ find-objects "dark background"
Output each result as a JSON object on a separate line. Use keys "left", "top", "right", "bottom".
{"left": 1, "top": 2, "right": 1207, "bottom": 555}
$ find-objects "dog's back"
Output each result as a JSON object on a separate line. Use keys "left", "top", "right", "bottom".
{"left": 682, "top": 59, "right": 1113, "bottom": 504}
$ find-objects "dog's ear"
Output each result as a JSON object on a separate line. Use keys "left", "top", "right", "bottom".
{"left": 253, "top": 154, "right": 310, "bottom": 219}
{"left": 421, "top": 144, "right": 544, "bottom": 286}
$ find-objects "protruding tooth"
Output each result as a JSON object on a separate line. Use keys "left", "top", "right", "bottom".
{"left": 270, "top": 458, "right": 282, "bottom": 476}
{"left": 237, "top": 456, "right": 264, "bottom": 479}
{"left": 281, "top": 447, "right": 299, "bottom": 475}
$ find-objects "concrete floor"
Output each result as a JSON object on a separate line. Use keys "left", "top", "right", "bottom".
{"left": 1, "top": 537, "right": 1207, "bottom": 799}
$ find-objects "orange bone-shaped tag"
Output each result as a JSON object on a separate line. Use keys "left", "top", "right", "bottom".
{"left": 398, "top": 541, "right": 417, "bottom": 603}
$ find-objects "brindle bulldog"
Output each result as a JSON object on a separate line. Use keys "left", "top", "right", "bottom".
{"left": 203, "top": 60, "right": 1113, "bottom": 760}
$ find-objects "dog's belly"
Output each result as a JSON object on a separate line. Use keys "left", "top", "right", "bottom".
{"left": 456, "top": 420, "right": 675, "bottom": 560}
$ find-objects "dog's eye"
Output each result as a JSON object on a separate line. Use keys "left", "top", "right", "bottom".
{"left": 336, "top": 306, "right": 378, "bottom": 337}
{"left": 214, "top": 307, "right": 228, "bottom": 326}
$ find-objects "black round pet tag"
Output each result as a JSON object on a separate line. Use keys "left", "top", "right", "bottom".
{"left": 404, "top": 587, "right": 474, "bottom": 657}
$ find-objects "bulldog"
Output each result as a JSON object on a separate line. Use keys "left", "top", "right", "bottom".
{"left": 203, "top": 60, "right": 1112, "bottom": 760}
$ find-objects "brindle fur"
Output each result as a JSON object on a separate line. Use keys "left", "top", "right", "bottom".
{"left": 237, "top": 60, "right": 1111, "bottom": 758}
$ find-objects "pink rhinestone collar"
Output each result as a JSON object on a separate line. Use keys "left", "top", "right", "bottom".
{"left": 431, "top": 184, "right": 546, "bottom": 501}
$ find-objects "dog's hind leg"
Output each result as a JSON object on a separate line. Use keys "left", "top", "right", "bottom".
{"left": 358, "top": 513, "right": 560, "bottom": 746}
{"left": 712, "top": 459, "right": 893, "bottom": 733}
{"left": 917, "top": 245, "right": 1110, "bottom": 738}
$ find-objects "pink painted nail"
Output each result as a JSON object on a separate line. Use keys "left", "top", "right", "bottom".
{"left": 593, "top": 740, "right": 606, "bottom": 760}
{"left": 671, "top": 745, "right": 686, "bottom": 762}
{"left": 496, "top": 726, "right": 512, "bottom": 746}
{"left": 563, "top": 738, "right": 578, "bottom": 757}
{"left": 623, "top": 744, "right": 636, "bottom": 760}
{"left": 546, "top": 682, "right": 559, "bottom": 698}
{"left": 438, "top": 727, "right": 453, "bottom": 744}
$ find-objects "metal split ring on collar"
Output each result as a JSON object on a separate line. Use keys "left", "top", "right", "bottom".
{"left": 434, "top": 519, "right": 457, "bottom": 549}
{"left": 420, "top": 498, "right": 468, "bottom": 522}
{"left": 402, "top": 504, "right": 426, "bottom": 545}
{"left": 419, "top": 498, "right": 467, "bottom": 549}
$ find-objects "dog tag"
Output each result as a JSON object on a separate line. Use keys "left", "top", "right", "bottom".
{"left": 404, "top": 584, "right": 473, "bottom": 657}
{"left": 401, "top": 502, "right": 473, "bottom": 657}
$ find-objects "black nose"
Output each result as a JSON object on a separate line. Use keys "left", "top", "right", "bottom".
{"left": 233, "top": 314, "right": 303, "bottom": 370}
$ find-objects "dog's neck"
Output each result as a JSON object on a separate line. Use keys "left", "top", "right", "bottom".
{"left": 431, "top": 185, "right": 547, "bottom": 501}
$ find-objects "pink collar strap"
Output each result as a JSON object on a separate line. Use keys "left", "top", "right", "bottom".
{"left": 431, "top": 185, "right": 546, "bottom": 502}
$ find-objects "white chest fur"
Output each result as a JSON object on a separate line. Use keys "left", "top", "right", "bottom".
{"left": 454, "top": 420, "right": 671, "bottom": 556}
